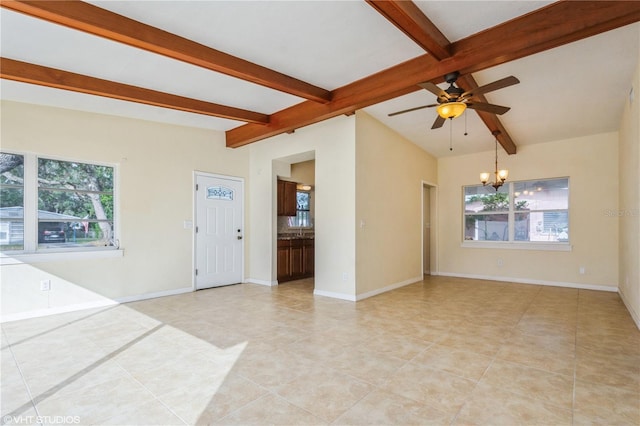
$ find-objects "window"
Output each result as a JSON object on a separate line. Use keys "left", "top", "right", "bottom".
{"left": 0, "top": 152, "right": 116, "bottom": 254}
{"left": 288, "top": 191, "right": 311, "bottom": 228}
{"left": 464, "top": 177, "right": 569, "bottom": 246}
{"left": 0, "top": 153, "right": 24, "bottom": 251}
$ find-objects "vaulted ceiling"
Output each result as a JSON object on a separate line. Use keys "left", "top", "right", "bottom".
{"left": 1, "top": 1, "right": 639, "bottom": 158}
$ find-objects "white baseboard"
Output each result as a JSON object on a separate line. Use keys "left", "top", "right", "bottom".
{"left": 313, "top": 289, "right": 356, "bottom": 301}
{"left": 618, "top": 287, "right": 640, "bottom": 330}
{"left": 245, "top": 278, "right": 278, "bottom": 287}
{"left": 1, "top": 299, "right": 118, "bottom": 323}
{"left": 116, "top": 286, "right": 193, "bottom": 304}
{"left": 313, "top": 276, "right": 424, "bottom": 302}
{"left": 355, "top": 276, "right": 423, "bottom": 301}
{"left": 1, "top": 286, "right": 194, "bottom": 323}
{"left": 437, "top": 271, "right": 618, "bottom": 292}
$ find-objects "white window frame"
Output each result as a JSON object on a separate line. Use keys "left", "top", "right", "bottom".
{"left": 461, "top": 177, "right": 571, "bottom": 252}
{"left": 0, "top": 151, "right": 123, "bottom": 264}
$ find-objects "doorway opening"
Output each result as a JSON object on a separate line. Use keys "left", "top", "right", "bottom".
{"left": 422, "top": 182, "right": 437, "bottom": 276}
{"left": 274, "top": 152, "right": 316, "bottom": 293}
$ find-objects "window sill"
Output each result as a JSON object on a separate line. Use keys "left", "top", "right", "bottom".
{"left": 461, "top": 241, "right": 572, "bottom": 251}
{"left": 0, "top": 248, "right": 124, "bottom": 265}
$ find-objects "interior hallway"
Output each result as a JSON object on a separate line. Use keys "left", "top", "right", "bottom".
{"left": 2, "top": 276, "right": 639, "bottom": 425}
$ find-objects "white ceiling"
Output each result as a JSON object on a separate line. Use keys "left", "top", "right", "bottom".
{"left": 1, "top": 1, "right": 638, "bottom": 158}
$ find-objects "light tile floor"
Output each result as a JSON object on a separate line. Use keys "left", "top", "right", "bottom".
{"left": 2, "top": 276, "right": 639, "bottom": 425}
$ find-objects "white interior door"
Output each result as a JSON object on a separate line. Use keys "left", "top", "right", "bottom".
{"left": 195, "top": 174, "right": 243, "bottom": 289}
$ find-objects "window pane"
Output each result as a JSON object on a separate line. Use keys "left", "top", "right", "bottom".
{"left": 37, "top": 220, "right": 113, "bottom": 249}
{"left": 515, "top": 211, "right": 568, "bottom": 242}
{"left": 288, "top": 211, "right": 311, "bottom": 228}
{"left": 296, "top": 191, "right": 310, "bottom": 211}
{"left": 37, "top": 158, "right": 114, "bottom": 250}
{"left": 0, "top": 153, "right": 24, "bottom": 251}
{"left": 1, "top": 153, "right": 24, "bottom": 183}
{"left": 513, "top": 178, "right": 568, "bottom": 210}
{"left": 0, "top": 189, "right": 24, "bottom": 251}
{"left": 38, "top": 158, "right": 113, "bottom": 192}
{"left": 464, "top": 185, "right": 509, "bottom": 213}
{"left": 38, "top": 190, "right": 113, "bottom": 220}
{"left": 464, "top": 214, "right": 508, "bottom": 241}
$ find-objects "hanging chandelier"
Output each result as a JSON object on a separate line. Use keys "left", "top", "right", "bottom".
{"left": 480, "top": 131, "right": 509, "bottom": 190}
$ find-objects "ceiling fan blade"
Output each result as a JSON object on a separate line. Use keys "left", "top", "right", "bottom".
{"left": 461, "top": 76, "right": 519, "bottom": 98}
{"left": 431, "top": 115, "right": 446, "bottom": 129}
{"left": 418, "top": 82, "right": 450, "bottom": 99}
{"left": 388, "top": 104, "right": 437, "bottom": 117}
{"left": 466, "top": 102, "right": 511, "bottom": 115}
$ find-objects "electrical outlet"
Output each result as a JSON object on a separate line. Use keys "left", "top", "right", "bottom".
{"left": 497, "top": 258, "right": 504, "bottom": 267}
{"left": 579, "top": 266, "right": 586, "bottom": 275}
{"left": 342, "top": 272, "right": 348, "bottom": 281}
{"left": 40, "top": 280, "right": 51, "bottom": 291}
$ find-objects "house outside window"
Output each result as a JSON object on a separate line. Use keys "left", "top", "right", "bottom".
{"left": 0, "top": 152, "right": 116, "bottom": 254}
{"left": 0, "top": 153, "right": 24, "bottom": 251}
{"left": 464, "top": 177, "right": 569, "bottom": 246}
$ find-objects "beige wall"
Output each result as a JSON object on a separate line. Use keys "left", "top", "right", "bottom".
{"left": 618, "top": 55, "right": 640, "bottom": 327}
{"left": 244, "top": 115, "right": 357, "bottom": 297}
{"left": 1, "top": 101, "right": 249, "bottom": 318}
{"left": 291, "top": 160, "right": 315, "bottom": 185}
{"left": 438, "top": 132, "right": 619, "bottom": 289}
{"left": 354, "top": 111, "right": 437, "bottom": 297}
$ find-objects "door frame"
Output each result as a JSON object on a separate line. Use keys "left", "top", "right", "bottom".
{"left": 192, "top": 171, "right": 245, "bottom": 290}
{"left": 421, "top": 180, "right": 438, "bottom": 276}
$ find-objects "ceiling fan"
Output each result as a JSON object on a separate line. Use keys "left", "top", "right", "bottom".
{"left": 389, "top": 71, "right": 520, "bottom": 129}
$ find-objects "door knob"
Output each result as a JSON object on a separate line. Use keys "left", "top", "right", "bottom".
{"left": 237, "top": 236, "right": 243, "bottom": 240}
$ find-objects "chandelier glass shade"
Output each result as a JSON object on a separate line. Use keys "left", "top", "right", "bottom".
{"left": 480, "top": 133, "right": 508, "bottom": 190}
{"left": 436, "top": 102, "right": 466, "bottom": 119}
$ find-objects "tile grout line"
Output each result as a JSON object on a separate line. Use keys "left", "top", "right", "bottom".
{"left": 2, "top": 324, "right": 166, "bottom": 423}
{"left": 115, "top": 355, "right": 190, "bottom": 426}
{"left": 449, "top": 284, "right": 544, "bottom": 425}
{"left": 1, "top": 328, "right": 43, "bottom": 425}
{"left": 3, "top": 278, "right": 636, "bottom": 425}
{"left": 572, "top": 290, "right": 582, "bottom": 426}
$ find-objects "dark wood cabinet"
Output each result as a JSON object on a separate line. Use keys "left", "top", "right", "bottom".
{"left": 277, "top": 240, "right": 291, "bottom": 282}
{"left": 303, "top": 239, "right": 314, "bottom": 276}
{"left": 290, "top": 239, "right": 304, "bottom": 277}
{"left": 277, "top": 238, "right": 314, "bottom": 282}
{"left": 277, "top": 179, "right": 297, "bottom": 216}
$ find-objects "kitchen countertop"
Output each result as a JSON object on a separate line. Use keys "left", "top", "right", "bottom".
{"left": 278, "top": 234, "right": 314, "bottom": 240}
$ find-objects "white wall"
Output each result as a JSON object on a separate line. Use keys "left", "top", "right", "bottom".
{"left": 244, "top": 115, "right": 357, "bottom": 298}
{"left": 618, "top": 54, "right": 640, "bottom": 327}
{"left": 438, "top": 132, "right": 619, "bottom": 290}
{"left": 0, "top": 101, "right": 249, "bottom": 320}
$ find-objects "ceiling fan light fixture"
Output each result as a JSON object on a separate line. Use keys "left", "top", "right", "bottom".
{"left": 436, "top": 101, "right": 466, "bottom": 119}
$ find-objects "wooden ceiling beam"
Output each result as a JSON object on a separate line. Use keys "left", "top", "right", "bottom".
{"left": 368, "top": 0, "right": 517, "bottom": 155}
{"left": 0, "top": 58, "right": 270, "bottom": 124}
{"left": 227, "top": 1, "right": 640, "bottom": 148}
{"left": 365, "top": 0, "right": 451, "bottom": 60}
{"left": 1, "top": 0, "right": 332, "bottom": 104}
{"left": 452, "top": 0, "right": 640, "bottom": 76}
{"left": 457, "top": 75, "right": 517, "bottom": 154}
